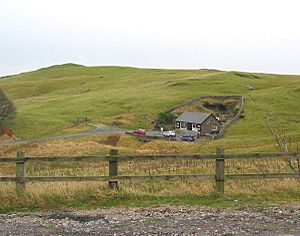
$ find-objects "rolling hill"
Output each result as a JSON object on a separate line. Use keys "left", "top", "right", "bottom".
{"left": 0, "top": 63, "right": 300, "bottom": 152}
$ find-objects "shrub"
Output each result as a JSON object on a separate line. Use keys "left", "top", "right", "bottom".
{"left": 106, "top": 135, "right": 120, "bottom": 147}
{"left": 0, "top": 125, "right": 13, "bottom": 137}
{"left": 155, "top": 112, "right": 176, "bottom": 130}
{"left": 0, "top": 88, "right": 15, "bottom": 120}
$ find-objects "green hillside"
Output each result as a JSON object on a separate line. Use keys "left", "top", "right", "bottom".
{"left": 1, "top": 63, "right": 300, "bottom": 149}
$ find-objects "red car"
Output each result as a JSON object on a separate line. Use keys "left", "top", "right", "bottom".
{"left": 133, "top": 129, "right": 146, "bottom": 135}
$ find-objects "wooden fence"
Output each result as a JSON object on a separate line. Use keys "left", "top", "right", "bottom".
{"left": 0, "top": 148, "right": 299, "bottom": 196}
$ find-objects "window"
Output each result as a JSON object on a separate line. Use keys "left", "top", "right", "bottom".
{"left": 212, "top": 125, "right": 218, "bottom": 131}
{"left": 181, "top": 122, "right": 187, "bottom": 128}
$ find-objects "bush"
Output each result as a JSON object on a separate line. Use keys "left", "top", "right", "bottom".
{"left": 0, "top": 88, "right": 15, "bottom": 120}
{"left": 0, "top": 125, "right": 13, "bottom": 137}
{"left": 155, "top": 112, "right": 176, "bottom": 130}
{"left": 106, "top": 135, "right": 120, "bottom": 147}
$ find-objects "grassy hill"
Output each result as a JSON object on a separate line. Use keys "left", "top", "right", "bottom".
{"left": 1, "top": 64, "right": 300, "bottom": 213}
{"left": 0, "top": 63, "right": 300, "bottom": 151}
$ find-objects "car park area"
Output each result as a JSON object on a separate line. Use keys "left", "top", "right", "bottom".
{"left": 127, "top": 129, "right": 202, "bottom": 142}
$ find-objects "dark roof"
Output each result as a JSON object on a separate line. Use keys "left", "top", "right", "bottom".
{"left": 176, "top": 112, "right": 211, "bottom": 124}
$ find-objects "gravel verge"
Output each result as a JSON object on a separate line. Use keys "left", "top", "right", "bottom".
{"left": 0, "top": 205, "right": 300, "bottom": 235}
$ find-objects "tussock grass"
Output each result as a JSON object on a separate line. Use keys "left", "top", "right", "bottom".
{"left": 1, "top": 149, "right": 299, "bottom": 213}
{"left": 0, "top": 178, "right": 299, "bottom": 213}
{"left": 1, "top": 151, "right": 295, "bottom": 177}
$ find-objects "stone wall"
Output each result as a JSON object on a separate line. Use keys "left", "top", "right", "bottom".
{"left": 167, "top": 95, "right": 245, "bottom": 139}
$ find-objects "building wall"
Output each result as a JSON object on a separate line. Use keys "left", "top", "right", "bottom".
{"left": 192, "top": 123, "right": 199, "bottom": 132}
{"left": 176, "top": 121, "right": 187, "bottom": 130}
{"left": 176, "top": 115, "right": 221, "bottom": 135}
{"left": 200, "top": 115, "right": 221, "bottom": 135}
{"left": 176, "top": 121, "right": 200, "bottom": 132}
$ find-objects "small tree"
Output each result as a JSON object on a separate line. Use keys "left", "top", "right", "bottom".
{"left": 0, "top": 88, "right": 15, "bottom": 120}
{"left": 266, "top": 113, "right": 300, "bottom": 173}
{"left": 155, "top": 112, "right": 176, "bottom": 130}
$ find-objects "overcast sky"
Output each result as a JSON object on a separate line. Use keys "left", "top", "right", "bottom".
{"left": 1, "top": 0, "right": 300, "bottom": 76}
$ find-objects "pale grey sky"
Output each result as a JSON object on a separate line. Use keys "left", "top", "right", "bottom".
{"left": 1, "top": 0, "right": 300, "bottom": 76}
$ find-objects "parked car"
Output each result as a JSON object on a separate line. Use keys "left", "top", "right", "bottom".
{"left": 180, "top": 134, "right": 195, "bottom": 141}
{"left": 163, "top": 130, "right": 176, "bottom": 138}
{"left": 138, "top": 136, "right": 151, "bottom": 142}
{"left": 133, "top": 129, "right": 146, "bottom": 135}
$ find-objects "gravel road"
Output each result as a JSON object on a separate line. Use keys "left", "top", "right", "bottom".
{"left": 0, "top": 124, "right": 202, "bottom": 147}
{"left": 0, "top": 124, "right": 127, "bottom": 147}
{"left": 1, "top": 205, "right": 299, "bottom": 235}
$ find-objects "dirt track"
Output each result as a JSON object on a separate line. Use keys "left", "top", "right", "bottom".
{"left": 1, "top": 205, "right": 300, "bottom": 235}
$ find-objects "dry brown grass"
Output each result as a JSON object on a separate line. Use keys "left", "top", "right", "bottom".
{"left": 0, "top": 134, "right": 299, "bottom": 212}
{"left": 0, "top": 132, "right": 294, "bottom": 160}
{"left": 0, "top": 178, "right": 299, "bottom": 213}
{"left": 0, "top": 134, "right": 296, "bottom": 178}
{"left": 1, "top": 156, "right": 294, "bottom": 177}
{"left": 0, "top": 179, "right": 296, "bottom": 202}
{"left": 0, "top": 138, "right": 116, "bottom": 157}
{"left": 225, "top": 178, "right": 300, "bottom": 196}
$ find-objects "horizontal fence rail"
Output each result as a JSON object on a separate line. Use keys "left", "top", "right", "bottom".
{"left": 0, "top": 152, "right": 299, "bottom": 163}
{"left": 0, "top": 174, "right": 216, "bottom": 183}
{"left": 226, "top": 173, "right": 300, "bottom": 179}
{"left": 0, "top": 148, "right": 299, "bottom": 196}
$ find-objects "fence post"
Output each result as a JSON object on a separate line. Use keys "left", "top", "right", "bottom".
{"left": 16, "top": 151, "right": 26, "bottom": 196}
{"left": 108, "top": 149, "right": 119, "bottom": 190}
{"left": 215, "top": 147, "right": 225, "bottom": 194}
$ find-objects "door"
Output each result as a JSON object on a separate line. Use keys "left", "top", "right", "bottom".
{"left": 187, "top": 123, "right": 192, "bottom": 130}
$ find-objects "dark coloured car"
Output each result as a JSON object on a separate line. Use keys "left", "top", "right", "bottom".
{"left": 180, "top": 134, "right": 195, "bottom": 141}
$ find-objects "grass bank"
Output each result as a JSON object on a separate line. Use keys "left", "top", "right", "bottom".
{"left": 1, "top": 179, "right": 299, "bottom": 213}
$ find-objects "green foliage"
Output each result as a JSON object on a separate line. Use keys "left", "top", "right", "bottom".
{"left": 72, "top": 116, "right": 89, "bottom": 125}
{"left": 0, "top": 63, "right": 299, "bottom": 149}
{"left": 0, "top": 88, "right": 15, "bottom": 120}
{"left": 155, "top": 112, "right": 176, "bottom": 129}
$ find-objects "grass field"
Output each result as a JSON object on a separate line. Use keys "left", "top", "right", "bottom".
{"left": 0, "top": 152, "right": 299, "bottom": 213}
{"left": 0, "top": 64, "right": 300, "bottom": 212}
{"left": 0, "top": 63, "right": 299, "bottom": 150}
{"left": 1, "top": 179, "right": 300, "bottom": 213}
